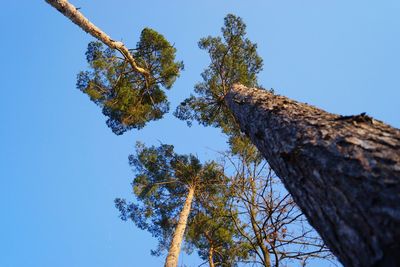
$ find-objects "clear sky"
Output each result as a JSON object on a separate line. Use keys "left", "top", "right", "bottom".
{"left": 1, "top": 1, "right": 399, "bottom": 267}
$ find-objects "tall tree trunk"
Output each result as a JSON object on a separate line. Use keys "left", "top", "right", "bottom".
{"left": 45, "top": 0, "right": 149, "bottom": 76}
{"left": 225, "top": 84, "right": 400, "bottom": 267}
{"left": 165, "top": 186, "right": 195, "bottom": 267}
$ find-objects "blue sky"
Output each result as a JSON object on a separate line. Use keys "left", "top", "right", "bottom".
{"left": 1, "top": 1, "right": 399, "bottom": 266}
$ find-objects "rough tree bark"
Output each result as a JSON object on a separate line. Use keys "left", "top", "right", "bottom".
{"left": 225, "top": 84, "right": 400, "bottom": 267}
{"left": 165, "top": 186, "right": 195, "bottom": 267}
{"left": 45, "top": 0, "right": 149, "bottom": 77}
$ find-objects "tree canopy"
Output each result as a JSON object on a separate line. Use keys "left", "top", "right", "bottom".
{"left": 44, "top": 2, "right": 366, "bottom": 264}
{"left": 115, "top": 143, "right": 227, "bottom": 257}
{"left": 77, "top": 28, "right": 183, "bottom": 135}
{"left": 114, "top": 15, "right": 335, "bottom": 266}
{"left": 174, "top": 14, "right": 263, "bottom": 136}
{"left": 185, "top": 178, "right": 250, "bottom": 266}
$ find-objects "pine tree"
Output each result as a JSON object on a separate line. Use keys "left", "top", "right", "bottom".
{"left": 46, "top": 3, "right": 400, "bottom": 265}
{"left": 175, "top": 13, "right": 400, "bottom": 266}
{"left": 47, "top": 0, "right": 183, "bottom": 135}
{"left": 77, "top": 32, "right": 183, "bottom": 134}
{"left": 174, "top": 14, "right": 262, "bottom": 137}
{"left": 225, "top": 84, "right": 400, "bottom": 267}
{"left": 115, "top": 143, "right": 227, "bottom": 267}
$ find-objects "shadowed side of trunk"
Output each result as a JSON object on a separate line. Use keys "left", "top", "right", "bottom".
{"left": 225, "top": 84, "right": 400, "bottom": 267}
{"left": 164, "top": 186, "right": 195, "bottom": 267}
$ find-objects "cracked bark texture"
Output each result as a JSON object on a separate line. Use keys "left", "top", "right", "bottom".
{"left": 225, "top": 84, "right": 400, "bottom": 267}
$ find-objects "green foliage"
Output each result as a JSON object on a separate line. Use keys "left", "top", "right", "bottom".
{"left": 77, "top": 28, "right": 183, "bottom": 135}
{"left": 185, "top": 186, "right": 250, "bottom": 266}
{"left": 110, "top": 14, "right": 334, "bottom": 266}
{"left": 221, "top": 145, "right": 334, "bottom": 266}
{"left": 174, "top": 14, "right": 263, "bottom": 135}
{"left": 115, "top": 142, "right": 226, "bottom": 256}
{"left": 228, "top": 134, "right": 262, "bottom": 163}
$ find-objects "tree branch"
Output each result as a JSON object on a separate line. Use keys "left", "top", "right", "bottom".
{"left": 45, "top": 0, "right": 150, "bottom": 77}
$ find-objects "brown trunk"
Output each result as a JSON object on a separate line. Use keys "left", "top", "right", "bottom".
{"left": 164, "top": 186, "right": 195, "bottom": 267}
{"left": 208, "top": 246, "right": 215, "bottom": 267}
{"left": 225, "top": 84, "right": 400, "bottom": 267}
{"left": 204, "top": 232, "right": 216, "bottom": 267}
{"left": 45, "top": 0, "right": 149, "bottom": 76}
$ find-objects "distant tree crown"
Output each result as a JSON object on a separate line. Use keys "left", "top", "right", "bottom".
{"left": 115, "top": 142, "right": 226, "bottom": 256}
{"left": 174, "top": 14, "right": 263, "bottom": 136}
{"left": 77, "top": 28, "right": 183, "bottom": 135}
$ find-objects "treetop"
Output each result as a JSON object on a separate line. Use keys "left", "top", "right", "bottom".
{"left": 77, "top": 28, "right": 183, "bottom": 135}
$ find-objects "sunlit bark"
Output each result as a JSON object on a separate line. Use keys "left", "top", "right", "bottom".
{"left": 165, "top": 186, "right": 195, "bottom": 267}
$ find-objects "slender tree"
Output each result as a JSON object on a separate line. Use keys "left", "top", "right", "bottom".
{"left": 115, "top": 143, "right": 226, "bottom": 267}
{"left": 46, "top": 0, "right": 183, "bottom": 134}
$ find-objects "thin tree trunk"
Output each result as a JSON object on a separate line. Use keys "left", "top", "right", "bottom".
{"left": 165, "top": 186, "right": 195, "bottom": 267}
{"left": 208, "top": 246, "right": 215, "bottom": 267}
{"left": 45, "top": 0, "right": 149, "bottom": 76}
{"left": 225, "top": 84, "right": 400, "bottom": 267}
{"left": 204, "top": 232, "right": 216, "bottom": 267}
